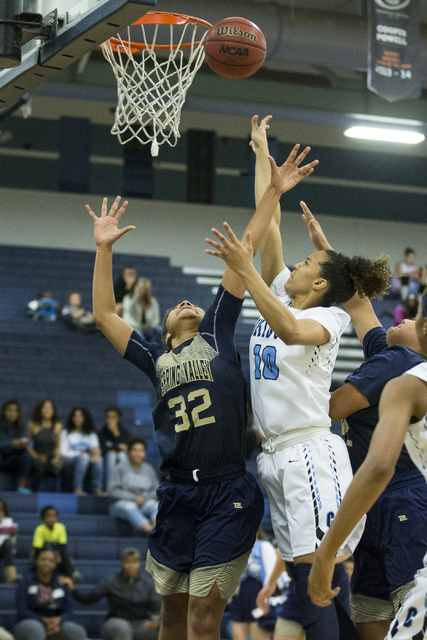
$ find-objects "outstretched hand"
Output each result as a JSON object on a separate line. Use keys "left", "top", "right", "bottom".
{"left": 205, "top": 222, "right": 253, "bottom": 277}
{"left": 269, "top": 145, "right": 319, "bottom": 195}
{"left": 250, "top": 114, "right": 273, "bottom": 154}
{"left": 307, "top": 552, "right": 341, "bottom": 608}
{"left": 300, "top": 201, "right": 333, "bottom": 251}
{"left": 86, "top": 196, "right": 135, "bottom": 248}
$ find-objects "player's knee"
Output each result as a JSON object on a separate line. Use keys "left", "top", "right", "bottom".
{"left": 161, "top": 594, "right": 188, "bottom": 628}
{"left": 188, "top": 586, "right": 225, "bottom": 637}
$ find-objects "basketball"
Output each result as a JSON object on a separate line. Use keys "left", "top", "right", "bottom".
{"left": 203, "top": 17, "right": 267, "bottom": 80}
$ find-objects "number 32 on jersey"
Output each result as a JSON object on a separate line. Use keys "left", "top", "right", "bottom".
{"left": 168, "top": 389, "right": 215, "bottom": 432}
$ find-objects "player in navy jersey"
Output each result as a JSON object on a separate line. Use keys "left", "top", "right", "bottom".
{"left": 308, "top": 292, "right": 427, "bottom": 640}
{"left": 205, "top": 116, "right": 390, "bottom": 640}
{"left": 86, "top": 136, "right": 318, "bottom": 640}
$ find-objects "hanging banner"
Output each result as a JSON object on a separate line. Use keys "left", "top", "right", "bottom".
{"left": 367, "top": 0, "right": 420, "bottom": 102}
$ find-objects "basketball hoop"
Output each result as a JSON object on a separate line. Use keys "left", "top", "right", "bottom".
{"left": 101, "top": 11, "right": 212, "bottom": 156}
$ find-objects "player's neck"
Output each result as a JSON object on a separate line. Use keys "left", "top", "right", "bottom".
{"left": 291, "top": 291, "right": 323, "bottom": 310}
{"left": 171, "top": 329, "right": 198, "bottom": 350}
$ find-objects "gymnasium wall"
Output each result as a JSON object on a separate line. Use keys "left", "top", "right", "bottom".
{"left": 1, "top": 186, "right": 426, "bottom": 270}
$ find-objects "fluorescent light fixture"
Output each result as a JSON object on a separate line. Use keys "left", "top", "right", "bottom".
{"left": 344, "top": 126, "right": 425, "bottom": 144}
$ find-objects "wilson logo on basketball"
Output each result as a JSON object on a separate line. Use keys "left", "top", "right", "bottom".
{"left": 219, "top": 45, "right": 249, "bottom": 57}
{"left": 216, "top": 26, "right": 257, "bottom": 42}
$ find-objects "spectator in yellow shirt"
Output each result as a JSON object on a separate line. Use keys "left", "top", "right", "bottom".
{"left": 32, "top": 505, "right": 81, "bottom": 583}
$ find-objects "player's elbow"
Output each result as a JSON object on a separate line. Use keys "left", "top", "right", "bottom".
{"left": 93, "top": 310, "right": 110, "bottom": 330}
{"left": 278, "top": 326, "right": 305, "bottom": 345}
{"left": 364, "top": 457, "right": 395, "bottom": 485}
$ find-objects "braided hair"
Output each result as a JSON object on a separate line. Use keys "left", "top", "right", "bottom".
{"left": 318, "top": 250, "right": 390, "bottom": 307}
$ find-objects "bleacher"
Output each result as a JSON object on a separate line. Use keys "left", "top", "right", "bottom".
{"left": 0, "top": 492, "right": 151, "bottom": 639}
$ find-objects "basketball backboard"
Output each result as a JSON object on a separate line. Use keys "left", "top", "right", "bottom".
{"left": 0, "top": 0, "right": 156, "bottom": 108}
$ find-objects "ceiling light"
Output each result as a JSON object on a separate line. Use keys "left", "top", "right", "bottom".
{"left": 344, "top": 126, "right": 425, "bottom": 144}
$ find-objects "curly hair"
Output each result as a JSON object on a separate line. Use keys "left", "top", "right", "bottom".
{"left": 32, "top": 399, "right": 58, "bottom": 426}
{"left": 318, "top": 251, "right": 390, "bottom": 307}
{"left": 66, "top": 407, "right": 96, "bottom": 435}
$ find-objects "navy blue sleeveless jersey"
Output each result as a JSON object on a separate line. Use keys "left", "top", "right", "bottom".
{"left": 344, "top": 327, "right": 424, "bottom": 473}
{"left": 124, "top": 285, "right": 247, "bottom": 473}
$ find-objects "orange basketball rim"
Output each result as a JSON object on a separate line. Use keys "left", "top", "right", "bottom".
{"left": 107, "top": 11, "right": 212, "bottom": 53}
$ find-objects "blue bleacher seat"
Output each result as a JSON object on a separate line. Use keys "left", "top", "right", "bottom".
{"left": 0, "top": 473, "right": 16, "bottom": 491}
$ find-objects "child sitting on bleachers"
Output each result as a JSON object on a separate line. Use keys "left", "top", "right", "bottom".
{"left": 32, "top": 505, "right": 82, "bottom": 584}
{"left": 14, "top": 548, "right": 87, "bottom": 640}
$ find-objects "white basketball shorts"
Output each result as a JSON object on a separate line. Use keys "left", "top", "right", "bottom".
{"left": 257, "top": 432, "right": 365, "bottom": 562}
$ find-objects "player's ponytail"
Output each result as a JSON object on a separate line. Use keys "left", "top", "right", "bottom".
{"left": 319, "top": 250, "right": 390, "bottom": 307}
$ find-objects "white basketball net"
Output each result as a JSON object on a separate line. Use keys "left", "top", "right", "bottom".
{"left": 101, "top": 19, "right": 209, "bottom": 156}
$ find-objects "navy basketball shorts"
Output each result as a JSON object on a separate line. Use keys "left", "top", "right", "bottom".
{"left": 351, "top": 471, "right": 427, "bottom": 601}
{"left": 148, "top": 470, "right": 264, "bottom": 573}
{"left": 229, "top": 575, "right": 276, "bottom": 630}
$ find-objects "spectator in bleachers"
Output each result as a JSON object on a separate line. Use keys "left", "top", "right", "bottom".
{"left": 98, "top": 408, "right": 130, "bottom": 488}
{"left": 70, "top": 547, "right": 161, "bottom": 640}
{"left": 392, "top": 247, "right": 419, "bottom": 301}
{"left": 108, "top": 438, "right": 158, "bottom": 534}
{"left": 393, "top": 292, "right": 418, "bottom": 326}
{"left": 61, "top": 292, "right": 96, "bottom": 333}
{"left": 14, "top": 548, "right": 87, "bottom": 640}
{"left": 122, "top": 278, "right": 161, "bottom": 344}
{"left": 114, "top": 267, "right": 137, "bottom": 317}
{"left": 60, "top": 408, "right": 104, "bottom": 496}
{"left": 0, "top": 497, "right": 20, "bottom": 584}
{"left": 32, "top": 506, "right": 80, "bottom": 583}
{"left": 27, "top": 291, "right": 60, "bottom": 322}
{"left": 27, "top": 401, "right": 62, "bottom": 493}
{"left": 0, "top": 401, "right": 32, "bottom": 494}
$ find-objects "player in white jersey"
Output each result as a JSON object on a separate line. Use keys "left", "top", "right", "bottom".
{"left": 308, "top": 291, "right": 427, "bottom": 640}
{"left": 205, "top": 116, "right": 391, "bottom": 640}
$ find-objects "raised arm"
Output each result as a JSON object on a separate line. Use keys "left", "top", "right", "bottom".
{"left": 308, "top": 374, "right": 427, "bottom": 607}
{"left": 87, "top": 196, "right": 136, "bottom": 356}
{"left": 343, "top": 293, "right": 382, "bottom": 345}
{"left": 251, "top": 115, "right": 284, "bottom": 285}
{"left": 220, "top": 142, "right": 318, "bottom": 299}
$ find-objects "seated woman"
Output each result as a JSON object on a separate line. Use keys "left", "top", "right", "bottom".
{"left": 108, "top": 438, "right": 159, "bottom": 534}
{"left": 27, "top": 400, "right": 62, "bottom": 492}
{"left": 122, "top": 278, "right": 161, "bottom": 343}
{"left": 14, "top": 548, "right": 87, "bottom": 640}
{"left": 60, "top": 408, "right": 104, "bottom": 496}
{"left": 0, "top": 400, "right": 32, "bottom": 493}
{"left": 98, "top": 407, "right": 130, "bottom": 488}
{"left": 0, "top": 497, "right": 20, "bottom": 583}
